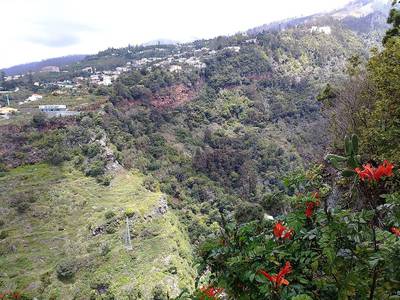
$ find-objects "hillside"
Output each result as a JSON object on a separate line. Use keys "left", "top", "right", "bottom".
{"left": 1, "top": 55, "right": 87, "bottom": 76}
{"left": 0, "top": 164, "right": 194, "bottom": 299}
{"left": 0, "top": 0, "right": 398, "bottom": 298}
{"left": 248, "top": 0, "right": 390, "bottom": 35}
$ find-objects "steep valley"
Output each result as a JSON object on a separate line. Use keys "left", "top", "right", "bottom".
{"left": 0, "top": 0, "right": 399, "bottom": 299}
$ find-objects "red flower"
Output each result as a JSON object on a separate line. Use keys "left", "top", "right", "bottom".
{"left": 283, "top": 229, "right": 294, "bottom": 240}
{"left": 355, "top": 161, "right": 394, "bottom": 182}
{"left": 0, "top": 291, "right": 20, "bottom": 300}
{"left": 305, "top": 200, "right": 319, "bottom": 218}
{"left": 305, "top": 202, "right": 314, "bottom": 218}
{"left": 304, "top": 191, "right": 321, "bottom": 218}
{"left": 259, "top": 262, "right": 292, "bottom": 287}
{"left": 374, "top": 160, "right": 394, "bottom": 180}
{"left": 273, "top": 222, "right": 294, "bottom": 240}
{"left": 12, "top": 292, "right": 21, "bottom": 300}
{"left": 200, "top": 286, "right": 223, "bottom": 299}
{"left": 390, "top": 227, "right": 400, "bottom": 237}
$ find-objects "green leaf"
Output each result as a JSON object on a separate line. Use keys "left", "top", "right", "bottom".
{"left": 325, "top": 154, "right": 347, "bottom": 168}
{"left": 342, "top": 169, "right": 356, "bottom": 177}
{"left": 298, "top": 277, "right": 310, "bottom": 284}
{"left": 351, "top": 134, "right": 359, "bottom": 154}
{"left": 345, "top": 135, "right": 352, "bottom": 156}
{"left": 311, "top": 260, "right": 319, "bottom": 272}
{"left": 325, "top": 154, "right": 347, "bottom": 162}
{"left": 347, "top": 156, "right": 359, "bottom": 169}
{"left": 368, "top": 258, "right": 380, "bottom": 268}
{"left": 249, "top": 272, "right": 255, "bottom": 282}
{"left": 292, "top": 294, "right": 313, "bottom": 300}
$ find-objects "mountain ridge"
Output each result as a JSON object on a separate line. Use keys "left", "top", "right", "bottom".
{"left": 1, "top": 55, "right": 87, "bottom": 76}
{"left": 2, "top": 0, "right": 390, "bottom": 77}
{"left": 247, "top": 0, "right": 390, "bottom": 34}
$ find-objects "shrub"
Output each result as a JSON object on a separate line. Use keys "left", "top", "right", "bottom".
{"left": 14, "top": 152, "right": 27, "bottom": 160}
{"left": 125, "top": 208, "right": 135, "bottom": 218}
{"left": 105, "top": 223, "right": 118, "bottom": 234}
{"left": 152, "top": 285, "right": 168, "bottom": 300}
{"left": 56, "top": 260, "right": 76, "bottom": 280}
{"left": 85, "top": 143, "right": 102, "bottom": 158}
{"left": 73, "top": 154, "right": 85, "bottom": 167}
{"left": 32, "top": 112, "right": 47, "bottom": 128}
{"left": 100, "top": 243, "right": 111, "bottom": 256}
{"left": 16, "top": 201, "right": 30, "bottom": 213}
{"left": 0, "top": 230, "right": 8, "bottom": 240}
{"left": 97, "top": 175, "right": 112, "bottom": 186}
{"left": 104, "top": 211, "right": 115, "bottom": 220}
{"left": 0, "top": 162, "right": 7, "bottom": 172}
{"left": 47, "top": 146, "right": 69, "bottom": 165}
{"left": 80, "top": 116, "right": 95, "bottom": 127}
{"left": 85, "top": 160, "right": 106, "bottom": 177}
{"left": 234, "top": 202, "right": 264, "bottom": 224}
{"left": 94, "top": 86, "right": 110, "bottom": 96}
{"left": 143, "top": 176, "right": 158, "bottom": 192}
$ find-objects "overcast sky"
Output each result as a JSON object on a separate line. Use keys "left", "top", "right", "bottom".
{"left": 0, "top": 0, "right": 357, "bottom": 68}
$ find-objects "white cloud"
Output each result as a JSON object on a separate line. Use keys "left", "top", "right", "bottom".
{"left": 0, "top": 0, "right": 356, "bottom": 68}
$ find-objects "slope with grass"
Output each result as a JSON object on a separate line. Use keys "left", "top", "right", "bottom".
{"left": 0, "top": 164, "right": 194, "bottom": 299}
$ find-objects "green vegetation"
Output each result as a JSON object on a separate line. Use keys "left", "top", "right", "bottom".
{"left": 193, "top": 148, "right": 399, "bottom": 299}
{"left": 0, "top": 2, "right": 398, "bottom": 298}
{"left": 323, "top": 1, "right": 400, "bottom": 163}
{"left": 0, "top": 164, "right": 194, "bottom": 299}
{"left": 189, "top": 4, "right": 400, "bottom": 299}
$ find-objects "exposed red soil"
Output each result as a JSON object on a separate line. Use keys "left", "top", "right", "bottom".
{"left": 114, "top": 82, "right": 202, "bottom": 111}
{"left": 151, "top": 83, "right": 200, "bottom": 109}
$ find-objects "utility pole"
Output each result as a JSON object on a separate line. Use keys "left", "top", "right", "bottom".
{"left": 124, "top": 216, "right": 133, "bottom": 251}
{"left": 0, "top": 92, "right": 11, "bottom": 106}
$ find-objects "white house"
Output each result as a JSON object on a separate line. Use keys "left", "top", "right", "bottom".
{"left": 39, "top": 105, "right": 66, "bottom": 112}
{"left": 169, "top": 65, "right": 182, "bottom": 73}
{"left": 310, "top": 26, "right": 332, "bottom": 35}
{"left": 224, "top": 46, "right": 241, "bottom": 53}
{"left": 82, "top": 66, "right": 94, "bottom": 73}
{"left": 98, "top": 75, "right": 113, "bottom": 86}
{"left": 26, "top": 94, "right": 43, "bottom": 102}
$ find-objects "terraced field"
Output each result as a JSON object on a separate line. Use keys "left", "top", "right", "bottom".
{"left": 0, "top": 164, "right": 194, "bottom": 299}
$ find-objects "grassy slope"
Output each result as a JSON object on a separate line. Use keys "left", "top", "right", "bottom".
{"left": 0, "top": 164, "right": 194, "bottom": 299}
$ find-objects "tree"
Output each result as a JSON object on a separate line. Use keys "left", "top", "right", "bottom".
{"left": 31, "top": 112, "right": 47, "bottom": 128}
{"left": 27, "top": 72, "right": 34, "bottom": 87}
{"left": 383, "top": 0, "right": 400, "bottom": 44}
{"left": 360, "top": 38, "right": 400, "bottom": 162}
{"left": 238, "top": 160, "right": 258, "bottom": 200}
{"left": 316, "top": 83, "right": 336, "bottom": 103}
{"left": 0, "top": 70, "right": 5, "bottom": 88}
